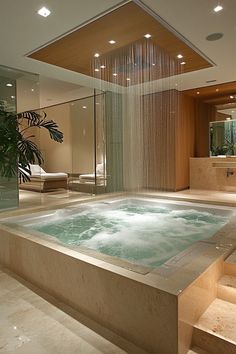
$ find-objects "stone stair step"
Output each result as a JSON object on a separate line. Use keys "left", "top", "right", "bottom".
{"left": 224, "top": 250, "right": 236, "bottom": 277}
{"left": 187, "top": 346, "right": 211, "bottom": 354}
{"left": 217, "top": 274, "right": 236, "bottom": 305}
{"left": 192, "top": 298, "right": 236, "bottom": 354}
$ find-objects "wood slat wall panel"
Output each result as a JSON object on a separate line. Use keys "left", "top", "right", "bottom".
{"left": 175, "top": 94, "right": 195, "bottom": 190}
{"left": 143, "top": 90, "right": 176, "bottom": 190}
{"left": 143, "top": 90, "right": 195, "bottom": 191}
{"left": 184, "top": 81, "right": 236, "bottom": 99}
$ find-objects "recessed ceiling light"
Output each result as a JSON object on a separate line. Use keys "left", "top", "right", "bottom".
{"left": 82, "top": 106, "right": 87, "bottom": 109}
{"left": 177, "top": 54, "right": 183, "bottom": 59}
{"left": 109, "top": 40, "right": 116, "bottom": 44}
{"left": 144, "top": 34, "right": 151, "bottom": 39}
{"left": 11, "top": 95, "right": 15, "bottom": 99}
{"left": 152, "top": 63, "right": 156, "bottom": 66}
{"left": 197, "top": 91, "right": 200, "bottom": 95}
{"left": 31, "top": 88, "right": 34, "bottom": 92}
{"left": 113, "top": 73, "right": 118, "bottom": 77}
{"left": 230, "top": 95, "right": 234, "bottom": 99}
{"left": 180, "top": 61, "right": 186, "bottom": 65}
{"left": 100, "top": 65, "right": 106, "bottom": 69}
{"left": 94, "top": 68, "right": 99, "bottom": 72}
{"left": 37, "top": 7, "right": 51, "bottom": 17}
{"left": 216, "top": 88, "right": 219, "bottom": 92}
{"left": 6, "top": 83, "right": 13, "bottom": 87}
{"left": 214, "top": 5, "right": 223, "bottom": 13}
{"left": 94, "top": 53, "right": 100, "bottom": 58}
{"left": 126, "top": 78, "right": 131, "bottom": 81}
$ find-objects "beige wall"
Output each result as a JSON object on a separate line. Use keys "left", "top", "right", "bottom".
{"left": 39, "top": 104, "right": 72, "bottom": 173}
{"left": 37, "top": 97, "right": 97, "bottom": 174}
{"left": 16, "top": 76, "right": 39, "bottom": 113}
{"left": 71, "top": 99, "right": 94, "bottom": 174}
{"left": 175, "top": 93, "right": 195, "bottom": 190}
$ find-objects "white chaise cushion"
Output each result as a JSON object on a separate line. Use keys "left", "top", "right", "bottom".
{"left": 29, "top": 164, "right": 67, "bottom": 179}
{"left": 29, "top": 164, "right": 46, "bottom": 175}
{"left": 40, "top": 173, "right": 68, "bottom": 180}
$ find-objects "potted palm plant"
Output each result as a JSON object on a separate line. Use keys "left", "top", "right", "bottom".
{"left": 0, "top": 108, "right": 63, "bottom": 182}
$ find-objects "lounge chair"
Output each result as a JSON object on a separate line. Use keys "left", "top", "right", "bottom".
{"left": 68, "top": 163, "right": 106, "bottom": 193}
{"left": 19, "top": 164, "right": 68, "bottom": 192}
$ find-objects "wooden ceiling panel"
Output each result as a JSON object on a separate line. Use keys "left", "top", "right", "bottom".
{"left": 184, "top": 81, "right": 236, "bottom": 99}
{"left": 28, "top": 2, "right": 212, "bottom": 85}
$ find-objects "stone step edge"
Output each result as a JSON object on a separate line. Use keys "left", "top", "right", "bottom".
{"left": 193, "top": 326, "right": 236, "bottom": 354}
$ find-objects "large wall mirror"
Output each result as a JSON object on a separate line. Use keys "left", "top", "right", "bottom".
{"left": 210, "top": 119, "right": 236, "bottom": 156}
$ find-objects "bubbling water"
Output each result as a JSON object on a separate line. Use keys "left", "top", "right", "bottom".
{"left": 32, "top": 202, "right": 228, "bottom": 268}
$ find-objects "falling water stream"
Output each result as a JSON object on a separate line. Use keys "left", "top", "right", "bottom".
{"left": 92, "top": 38, "right": 183, "bottom": 192}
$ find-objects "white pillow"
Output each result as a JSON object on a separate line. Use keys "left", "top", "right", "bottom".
{"left": 30, "top": 164, "right": 46, "bottom": 175}
{"left": 96, "top": 163, "right": 104, "bottom": 175}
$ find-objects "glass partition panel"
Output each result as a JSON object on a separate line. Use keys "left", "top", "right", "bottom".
{"left": 70, "top": 96, "right": 95, "bottom": 194}
{"left": 95, "top": 92, "right": 106, "bottom": 193}
{"left": 0, "top": 68, "right": 17, "bottom": 210}
{"left": 210, "top": 119, "right": 236, "bottom": 156}
{"left": 0, "top": 65, "right": 39, "bottom": 210}
{"left": 21, "top": 92, "right": 106, "bottom": 198}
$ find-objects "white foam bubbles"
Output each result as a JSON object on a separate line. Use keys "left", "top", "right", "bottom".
{"left": 32, "top": 202, "right": 228, "bottom": 268}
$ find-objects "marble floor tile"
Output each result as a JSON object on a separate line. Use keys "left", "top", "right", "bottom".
{"left": 0, "top": 268, "right": 128, "bottom": 354}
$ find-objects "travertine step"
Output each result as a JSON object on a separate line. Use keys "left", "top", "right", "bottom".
{"left": 217, "top": 275, "right": 236, "bottom": 304}
{"left": 187, "top": 346, "right": 211, "bottom": 354}
{"left": 224, "top": 250, "right": 236, "bottom": 277}
{"left": 192, "top": 298, "right": 236, "bottom": 354}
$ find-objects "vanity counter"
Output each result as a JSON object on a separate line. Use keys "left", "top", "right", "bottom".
{"left": 190, "top": 157, "right": 236, "bottom": 191}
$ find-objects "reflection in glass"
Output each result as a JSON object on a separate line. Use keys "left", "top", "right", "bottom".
{"left": 0, "top": 65, "right": 39, "bottom": 210}
{"left": 36, "top": 92, "right": 106, "bottom": 195}
{"left": 210, "top": 119, "right": 236, "bottom": 156}
{"left": 0, "top": 66, "right": 18, "bottom": 210}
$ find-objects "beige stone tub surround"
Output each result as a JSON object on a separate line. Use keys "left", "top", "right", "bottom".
{"left": 0, "top": 197, "right": 236, "bottom": 354}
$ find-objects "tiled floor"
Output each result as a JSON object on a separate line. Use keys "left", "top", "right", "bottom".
{"left": 140, "top": 189, "right": 236, "bottom": 207}
{"left": 0, "top": 267, "right": 146, "bottom": 354}
{"left": 19, "top": 189, "right": 92, "bottom": 210}
{"left": 18, "top": 188, "right": 236, "bottom": 213}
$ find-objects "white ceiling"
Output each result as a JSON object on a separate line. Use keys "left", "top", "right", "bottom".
{"left": 219, "top": 108, "right": 236, "bottom": 119}
{"left": 0, "top": 0, "right": 236, "bottom": 101}
{"left": 142, "top": 0, "right": 236, "bottom": 90}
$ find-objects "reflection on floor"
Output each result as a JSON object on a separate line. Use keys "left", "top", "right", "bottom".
{"left": 19, "top": 188, "right": 236, "bottom": 212}
{"left": 19, "top": 189, "right": 92, "bottom": 210}
{"left": 0, "top": 267, "right": 147, "bottom": 354}
{"left": 141, "top": 188, "right": 236, "bottom": 207}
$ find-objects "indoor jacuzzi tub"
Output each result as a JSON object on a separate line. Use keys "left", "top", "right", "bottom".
{"left": 0, "top": 196, "right": 236, "bottom": 354}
